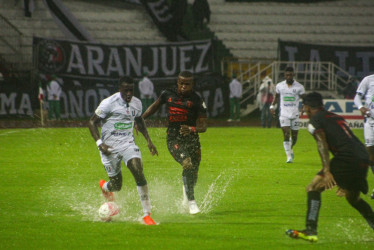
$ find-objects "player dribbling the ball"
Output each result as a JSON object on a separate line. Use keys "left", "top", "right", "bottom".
{"left": 88, "top": 76, "right": 158, "bottom": 225}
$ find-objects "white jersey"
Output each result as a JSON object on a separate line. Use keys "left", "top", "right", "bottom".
{"left": 276, "top": 80, "right": 305, "bottom": 119}
{"left": 95, "top": 93, "right": 142, "bottom": 153}
{"left": 356, "top": 74, "right": 374, "bottom": 121}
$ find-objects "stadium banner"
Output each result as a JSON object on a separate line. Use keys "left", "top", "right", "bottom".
{"left": 278, "top": 40, "right": 374, "bottom": 79}
{"left": 0, "top": 37, "right": 222, "bottom": 118}
{"left": 299, "top": 99, "right": 364, "bottom": 129}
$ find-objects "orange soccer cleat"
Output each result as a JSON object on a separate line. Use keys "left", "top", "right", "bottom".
{"left": 143, "top": 214, "right": 157, "bottom": 225}
{"left": 99, "top": 180, "right": 115, "bottom": 202}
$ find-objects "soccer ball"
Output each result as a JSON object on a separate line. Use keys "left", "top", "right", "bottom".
{"left": 98, "top": 202, "right": 120, "bottom": 221}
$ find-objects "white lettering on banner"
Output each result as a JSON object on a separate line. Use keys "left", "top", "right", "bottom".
{"left": 195, "top": 43, "right": 210, "bottom": 72}
{"left": 147, "top": 1, "right": 172, "bottom": 23}
{"left": 284, "top": 46, "right": 298, "bottom": 61}
{"left": 160, "top": 46, "right": 177, "bottom": 75}
{"left": 310, "top": 49, "right": 321, "bottom": 62}
{"left": 107, "top": 48, "right": 124, "bottom": 75}
{"left": 67, "top": 44, "right": 86, "bottom": 74}
{"left": 179, "top": 45, "right": 193, "bottom": 72}
{"left": 65, "top": 43, "right": 210, "bottom": 77}
{"left": 87, "top": 45, "right": 105, "bottom": 75}
{"left": 212, "top": 88, "right": 224, "bottom": 117}
{"left": 124, "top": 47, "right": 142, "bottom": 76}
{"left": 357, "top": 52, "right": 374, "bottom": 78}
{"left": 0, "top": 93, "right": 32, "bottom": 115}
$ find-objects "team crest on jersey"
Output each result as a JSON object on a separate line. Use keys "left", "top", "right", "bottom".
{"left": 293, "top": 89, "right": 297, "bottom": 93}
{"left": 174, "top": 144, "right": 179, "bottom": 150}
{"left": 168, "top": 97, "right": 172, "bottom": 102}
{"left": 187, "top": 101, "right": 193, "bottom": 108}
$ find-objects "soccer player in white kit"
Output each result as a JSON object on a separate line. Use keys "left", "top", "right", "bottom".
{"left": 88, "top": 76, "right": 158, "bottom": 225}
{"left": 270, "top": 67, "right": 305, "bottom": 163}
{"left": 354, "top": 74, "right": 374, "bottom": 199}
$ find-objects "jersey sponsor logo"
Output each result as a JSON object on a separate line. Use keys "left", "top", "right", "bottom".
{"left": 169, "top": 106, "right": 188, "bottom": 114}
{"left": 111, "top": 131, "right": 132, "bottom": 136}
{"left": 114, "top": 122, "right": 132, "bottom": 130}
{"left": 170, "top": 115, "right": 187, "bottom": 122}
{"left": 283, "top": 96, "right": 296, "bottom": 102}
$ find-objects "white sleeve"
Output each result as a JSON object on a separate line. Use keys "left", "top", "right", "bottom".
{"left": 354, "top": 78, "right": 368, "bottom": 109}
{"left": 95, "top": 98, "right": 111, "bottom": 118}
{"left": 276, "top": 84, "right": 280, "bottom": 94}
{"left": 354, "top": 93, "right": 363, "bottom": 109}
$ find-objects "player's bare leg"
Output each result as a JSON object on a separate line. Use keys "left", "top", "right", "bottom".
{"left": 127, "top": 158, "right": 156, "bottom": 225}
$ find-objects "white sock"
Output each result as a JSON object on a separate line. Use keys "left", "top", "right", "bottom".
{"left": 102, "top": 182, "right": 110, "bottom": 192}
{"left": 283, "top": 141, "right": 292, "bottom": 158}
{"left": 137, "top": 185, "right": 151, "bottom": 216}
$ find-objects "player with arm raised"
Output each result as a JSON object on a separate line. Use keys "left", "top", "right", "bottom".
{"left": 88, "top": 76, "right": 158, "bottom": 225}
{"left": 270, "top": 67, "right": 305, "bottom": 163}
{"left": 142, "top": 71, "right": 207, "bottom": 214}
{"left": 286, "top": 92, "right": 374, "bottom": 242}
{"left": 354, "top": 74, "right": 374, "bottom": 198}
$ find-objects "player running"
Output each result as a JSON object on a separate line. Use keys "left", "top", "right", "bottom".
{"left": 142, "top": 71, "right": 207, "bottom": 214}
{"left": 286, "top": 92, "right": 374, "bottom": 242}
{"left": 270, "top": 66, "right": 305, "bottom": 163}
{"left": 354, "top": 74, "right": 374, "bottom": 199}
{"left": 88, "top": 76, "right": 158, "bottom": 225}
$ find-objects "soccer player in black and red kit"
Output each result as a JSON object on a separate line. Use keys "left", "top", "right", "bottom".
{"left": 286, "top": 92, "right": 374, "bottom": 242}
{"left": 142, "top": 71, "right": 207, "bottom": 214}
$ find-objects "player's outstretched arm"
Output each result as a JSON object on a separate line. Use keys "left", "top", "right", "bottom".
{"left": 88, "top": 114, "right": 112, "bottom": 155}
{"left": 313, "top": 130, "right": 336, "bottom": 190}
{"left": 142, "top": 98, "right": 161, "bottom": 120}
{"left": 135, "top": 116, "right": 158, "bottom": 156}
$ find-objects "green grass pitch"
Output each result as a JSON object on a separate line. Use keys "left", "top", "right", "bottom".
{"left": 0, "top": 127, "right": 373, "bottom": 249}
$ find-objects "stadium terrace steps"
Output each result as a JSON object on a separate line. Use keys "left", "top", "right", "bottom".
{"left": 0, "top": 0, "right": 167, "bottom": 70}
{"left": 208, "top": 0, "right": 374, "bottom": 59}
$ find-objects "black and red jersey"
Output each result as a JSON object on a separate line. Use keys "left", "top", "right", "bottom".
{"left": 309, "top": 109, "right": 368, "bottom": 160}
{"left": 159, "top": 88, "right": 207, "bottom": 130}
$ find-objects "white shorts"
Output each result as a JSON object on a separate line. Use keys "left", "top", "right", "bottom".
{"left": 279, "top": 116, "right": 300, "bottom": 130}
{"left": 364, "top": 122, "right": 374, "bottom": 146}
{"left": 100, "top": 143, "right": 142, "bottom": 177}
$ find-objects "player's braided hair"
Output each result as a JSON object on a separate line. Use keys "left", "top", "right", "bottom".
{"left": 303, "top": 92, "right": 324, "bottom": 108}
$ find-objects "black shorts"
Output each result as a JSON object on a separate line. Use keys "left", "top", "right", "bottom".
{"left": 166, "top": 133, "right": 201, "bottom": 169}
{"left": 318, "top": 157, "right": 369, "bottom": 194}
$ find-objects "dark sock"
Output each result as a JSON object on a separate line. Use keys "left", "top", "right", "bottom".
{"left": 182, "top": 169, "right": 195, "bottom": 200}
{"left": 351, "top": 199, "right": 374, "bottom": 229}
{"left": 306, "top": 191, "right": 321, "bottom": 233}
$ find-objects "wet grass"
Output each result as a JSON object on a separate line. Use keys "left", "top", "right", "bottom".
{"left": 0, "top": 127, "right": 373, "bottom": 249}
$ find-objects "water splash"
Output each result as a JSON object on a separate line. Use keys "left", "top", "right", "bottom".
{"left": 200, "top": 170, "right": 237, "bottom": 214}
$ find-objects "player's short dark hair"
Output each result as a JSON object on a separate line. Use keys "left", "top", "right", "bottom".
{"left": 285, "top": 66, "right": 294, "bottom": 72}
{"left": 179, "top": 71, "right": 193, "bottom": 78}
{"left": 303, "top": 92, "right": 324, "bottom": 108}
{"left": 118, "top": 76, "right": 134, "bottom": 86}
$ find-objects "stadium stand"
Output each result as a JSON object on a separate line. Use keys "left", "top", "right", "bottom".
{"left": 0, "top": 0, "right": 166, "bottom": 70}
{"left": 208, "top": 0, "right": 374, "bottom": 59}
